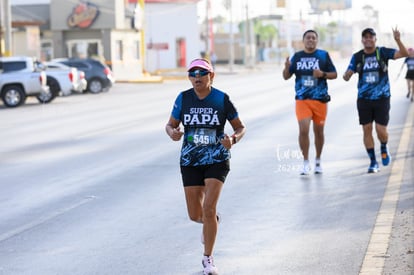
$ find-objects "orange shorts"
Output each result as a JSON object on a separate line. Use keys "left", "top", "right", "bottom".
{"left": 295, "top": 99, "right": 327, "bottom": 125}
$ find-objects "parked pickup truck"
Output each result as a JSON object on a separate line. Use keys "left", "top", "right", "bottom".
{"left": 0, "top": 56, "right": 51, "bottom": 108}
{"left": 43, "top": 61, "right": 87, "bottom": 96}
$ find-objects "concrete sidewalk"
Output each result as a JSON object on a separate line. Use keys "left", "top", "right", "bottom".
{"left": 122, "top": 62, "right": 285, "bottom": 83}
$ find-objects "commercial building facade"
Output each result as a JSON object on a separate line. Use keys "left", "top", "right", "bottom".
{"left": 5, "top": 0, "right": 200, "bottom": 81}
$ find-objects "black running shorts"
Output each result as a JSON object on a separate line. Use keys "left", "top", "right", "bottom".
{"left": 180, "top": 160, "right": 230, "bottom": 187}
{"left": 405, "top": 71, "right": 414, "bottom": 80}
{"left": 357, "top": 97, "right": 390, "bottom": 126}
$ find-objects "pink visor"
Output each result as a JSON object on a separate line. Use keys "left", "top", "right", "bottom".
{"left": 187, "top": 59, "right": 213, "bottom": 72}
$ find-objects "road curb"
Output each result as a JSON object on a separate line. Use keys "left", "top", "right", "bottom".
{"left": 116, "top": 75, "right": 164, "bottom": 83}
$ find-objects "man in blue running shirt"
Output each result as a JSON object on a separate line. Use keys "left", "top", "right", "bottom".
{"left": 283, "top": 29, "right": 337, "bottom": 175}
{"left": 343, "top": 27, "right": 408, "bottom": 173}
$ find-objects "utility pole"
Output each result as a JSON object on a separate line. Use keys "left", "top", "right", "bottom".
{"left": 228, "top": 0, "right": 234, "bottom": 72}
{"left": 0, "top": 0, "right": 3, "bottom": 56}
{"left": 244, "top": 1, "right": 254, "bottom": 68}
{"left": 2, "top": 0, "right": 12, "bottom": 56}
{"left": 208, "top": 0, "right": 213, "bottom": 55}
{"left": 285, "top": 0, "right": 293, "bottom": 57}
{"left": 138, "top": 0, "right": 145, "bottom": 74}
{"left": 248, "top": 4, "right": 255, "bottom": 68}
{"left": 223, "top": 0, "right": 234, "bottom": 71}
{"left": 205, "top": 0, "right": 211, "bottom": 58}
{"left": 243, "top": 2, "right": 248, "bottom": 66}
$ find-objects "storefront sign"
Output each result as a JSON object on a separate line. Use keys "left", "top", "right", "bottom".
{"left": 147, "top": 43, "right": 169, "bottom": 50}
{"left": 67, "top": 2, "right": 100, "bottom": 29}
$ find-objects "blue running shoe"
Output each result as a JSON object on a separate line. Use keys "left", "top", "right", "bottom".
{"left": 368, "top": 161, "right": 379, "bottom": 173}
{"left": 381, "top": 149, "right": 391, "bottom": 166}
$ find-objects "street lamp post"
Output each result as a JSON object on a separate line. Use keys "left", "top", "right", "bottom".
{"left": 0, "top": 0, "right": 3, "bottom": 56}
{"left": 0, "top": 0, "right": 12, "bottom": 56}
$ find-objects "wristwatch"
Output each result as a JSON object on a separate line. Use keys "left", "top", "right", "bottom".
{"left": 322, "top": 72, "right": 327, "bottom": 79}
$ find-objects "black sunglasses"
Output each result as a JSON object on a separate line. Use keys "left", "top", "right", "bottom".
{"left": 188, "top": 69, "right": 210, "bottom": 77}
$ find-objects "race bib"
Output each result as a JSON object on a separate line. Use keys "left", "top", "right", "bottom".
{"left": 363, "top": 72, "right": 379, "bottom": 84}
{"left": 302, "top": 76, "right": 317, "bottom": 87}
{"left": 187, "top": 128, "right": 217, "bottom": 146}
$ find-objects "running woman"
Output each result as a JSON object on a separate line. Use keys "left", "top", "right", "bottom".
{"left": 343, "top": 27, "right": 408, "bottom": 173}
{"left": 282, "top": 29, "right": 337, "bottom": 175}
{"left": 165, "top": 58, "right": 246, "bottom": 275}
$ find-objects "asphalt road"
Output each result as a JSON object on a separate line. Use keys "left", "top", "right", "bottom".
{"left": 0, "top": 62, "right": 412, "bottom": 275}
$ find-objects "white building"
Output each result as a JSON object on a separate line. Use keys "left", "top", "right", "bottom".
{"left": 135, "top": 0, "right": 201, "bottom": 72}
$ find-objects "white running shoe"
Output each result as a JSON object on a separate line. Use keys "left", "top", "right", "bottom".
{"left": 314, "top": 162, "right": 323, "bottom": 174}
{"left": 300, "top": 161, "right": 311, "bottom": 175}
{"left": 202, "top": 255, "right": 218, "bottom": 275}
{"left": 201, "top": 213, "right": 221, "bottom": 244}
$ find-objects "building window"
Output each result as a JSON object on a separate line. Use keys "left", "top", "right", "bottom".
{"left": 67, "top": 40, "right": 101, "bottom": 59}
{"left": 132, "top": 40, "right": 140, "bottom": 59}
{"left": 87, "top": 42, "right": 99, "bottom": 58}
{"left": 115, "top": 40, "right": 123, "bottom": 60}
{"left": 41, "top": 40, "right": 53, "bottom": 61}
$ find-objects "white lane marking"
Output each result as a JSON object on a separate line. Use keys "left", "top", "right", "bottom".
{"left": 0, "top": 196, "right": 96, "bottom": 243}
{"left": 74, "top": 120, "right": 140, "bottom": 139}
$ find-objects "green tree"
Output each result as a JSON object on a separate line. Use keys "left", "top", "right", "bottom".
{"left": 254, "top": 20, "right": 278, "bottom": 47}
{"left": 315, "top": 22, "right": 338, "bottom": 50}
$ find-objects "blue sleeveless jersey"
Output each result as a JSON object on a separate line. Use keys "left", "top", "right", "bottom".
{"left": 404, "top": 57, "right": 414, "bottom": 72}
{"left": 288, "top": 49, "right": 337, "bottom": 100}
{"left": 171, "top": 87, "right": 239, "bottom": 166}
{"left": 346, "top": 47, "right": 396, "bottom": 100}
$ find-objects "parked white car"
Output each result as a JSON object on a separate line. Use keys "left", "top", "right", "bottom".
{"left": 44, "top": 61, "right": 87, "bottom": 96}
{"left": 76, "top": 70, "right": 88, "bottom": 93}
{"left": 53, "top": 58, "right": 114, "bottom": 94}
